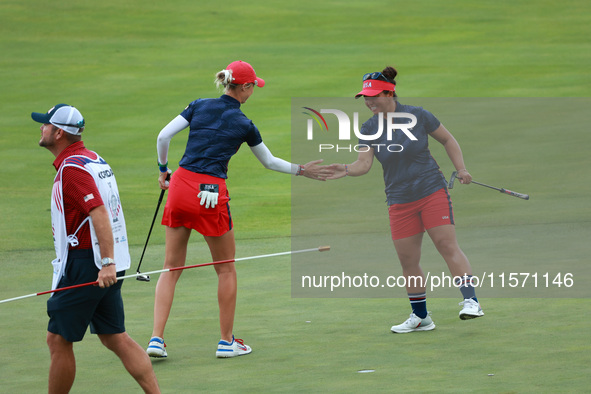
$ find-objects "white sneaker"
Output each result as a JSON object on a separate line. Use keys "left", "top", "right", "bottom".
{"left": 146, "top": 337, "right": 167, "bottom": 358}
{"left": 391, "top": 312, "right": 436, "bottom": 333}
{"left": 216, "top": 336, "right": 252, "bottom": 358}
{"left": 459, "top": 299, "right": 484, "bottom": 320}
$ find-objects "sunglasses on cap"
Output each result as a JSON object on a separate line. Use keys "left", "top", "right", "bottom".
{"left": 362, "top": 72, "right": 395, "bottom": 84}
{"left": 52, "top": 119, "right": 86, "bottom": 128}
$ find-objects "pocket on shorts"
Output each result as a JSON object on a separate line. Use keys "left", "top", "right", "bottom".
{"left": 63, "top": 256, "right": 98, "bottom": 286}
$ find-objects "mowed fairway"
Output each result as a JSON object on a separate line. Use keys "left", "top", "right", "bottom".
{"left": 1, "top": 0, "right": 590, "bottom": 393}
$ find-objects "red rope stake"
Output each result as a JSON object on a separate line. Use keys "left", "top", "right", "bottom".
{"left": 0, "top": 246, "right": 330, "bottom": 304}
{"left": 36, "top": 281, "right": 99, "bottom": 296}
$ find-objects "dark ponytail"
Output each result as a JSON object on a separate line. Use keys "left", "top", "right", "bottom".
{"left": 382, "top": 66, "right": 398, "bottom": 97}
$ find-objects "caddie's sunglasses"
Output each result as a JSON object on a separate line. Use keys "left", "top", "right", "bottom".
{"left": 362, "top": 72, "right": 395, "bottom": 84}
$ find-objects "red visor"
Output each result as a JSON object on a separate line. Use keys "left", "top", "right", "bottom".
{"left": 355, "top": 80, "right": 395, "bottom": 98}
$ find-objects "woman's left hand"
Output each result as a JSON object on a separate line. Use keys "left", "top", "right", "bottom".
{"left": 159, "top": 169, "right": 172, "bottom": 190}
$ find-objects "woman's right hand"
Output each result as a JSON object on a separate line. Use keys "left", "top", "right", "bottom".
{"left": 301, "top": 160, "right": 333, "bottom": 181}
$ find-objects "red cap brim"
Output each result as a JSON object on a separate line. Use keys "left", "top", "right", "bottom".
{"left": 255, "top": 77, "right": 265, "bottom": 88}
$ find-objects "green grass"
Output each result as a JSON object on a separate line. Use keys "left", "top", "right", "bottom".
{"left": 1, "top": 0, "right": 590, "bottom": 392}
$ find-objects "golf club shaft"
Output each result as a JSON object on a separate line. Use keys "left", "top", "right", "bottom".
{"left": 471, "top": 181, "right": 529, "bottom": 200}
{"left": 0, "top": 246, "right": 330, "bottom": 304}
{"left": 457, "top": 176, "right": 529, "bottom": 200}
{"left": 136, "top": 188, "right": 166, "bottom": 274}
{"left": 470, "top": 180, "right": 502, "bottom": 191}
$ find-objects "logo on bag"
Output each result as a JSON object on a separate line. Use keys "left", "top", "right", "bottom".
{"left": 98, "top": 169, "right": 114, "bottom": 179}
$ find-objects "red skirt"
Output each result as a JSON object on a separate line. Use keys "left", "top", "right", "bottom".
{"left": 161, "top": 167, "right": 232, "bottom": 237}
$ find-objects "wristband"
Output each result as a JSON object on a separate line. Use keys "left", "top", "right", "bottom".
{"left": 158, "top": 161, "right": 168, "bottom": 173}
{"left": 295, "top": 164, "right": 304, "bottom": 176}
{"left": 345, "top": 164, "right": 348, "bottom": 176}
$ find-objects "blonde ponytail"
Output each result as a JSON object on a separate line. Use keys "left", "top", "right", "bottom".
{"left": 215, "top": 69, "right": 234, "bottom": 90}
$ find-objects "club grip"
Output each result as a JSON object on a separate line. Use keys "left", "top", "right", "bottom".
{"left": 501, "top": 189, "right": 529, "bottom": 200}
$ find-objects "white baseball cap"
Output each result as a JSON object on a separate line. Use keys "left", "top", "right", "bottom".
{"left": 32, "top": 104, "right": 85, "bottom": 135}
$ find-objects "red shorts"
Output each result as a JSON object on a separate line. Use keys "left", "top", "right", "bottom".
{"left": 388, "top": 188, "right": 454, "bottom": 240}
{"left": 162, "top": 167, "right": 232, "bottom": 237}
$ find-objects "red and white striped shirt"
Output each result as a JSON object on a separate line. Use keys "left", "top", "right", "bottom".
{"left": 52, "top": 141, "right": 104, "bottom": 249}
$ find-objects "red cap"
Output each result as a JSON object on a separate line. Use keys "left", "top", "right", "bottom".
{"left": 355, "top": 79, "right": 395, "bottom": 98}
{"left": 226, "top": 61, "right": 265, "bottom": 87}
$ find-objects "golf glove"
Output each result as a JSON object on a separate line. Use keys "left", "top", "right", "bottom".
{"left": 198, "top": 184, "right": 219, "bottom": 209}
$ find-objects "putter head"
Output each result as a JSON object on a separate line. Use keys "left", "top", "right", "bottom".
{"left": 448, "top": 171, "right": 457, "bottom": 189}
{"left": 136, "top": 273, "right": 150, "bottom": 282}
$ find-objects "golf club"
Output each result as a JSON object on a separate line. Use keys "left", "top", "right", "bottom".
{"left": 136, "top": 172, "right": 171, "bottom": 282}
{"left": 0, "top": 246, "right": 331, "bottom": 304}
{"left": 448, "top": 171, "right": 529, "bottom": 200}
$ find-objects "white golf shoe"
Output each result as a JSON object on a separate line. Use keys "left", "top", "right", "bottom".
{"left": 459, "top": 298, "right": 484, "bottom": 320}
{"left": 146, "top": 337, "right": 167, "bottom": 358}
{"left": 391, "top": 312, "right": 436, "bottom": 333}
{"left": 216, "top": 336, "right": 252, "bottom": 358}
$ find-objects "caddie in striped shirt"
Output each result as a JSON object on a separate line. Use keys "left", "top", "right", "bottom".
{"left": 33, "top": 104, "right": 160, "bottom": 393}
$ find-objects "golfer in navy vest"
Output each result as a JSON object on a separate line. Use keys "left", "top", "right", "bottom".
{"left": 147, "top": 61, "right": 330, "bottom": 358}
